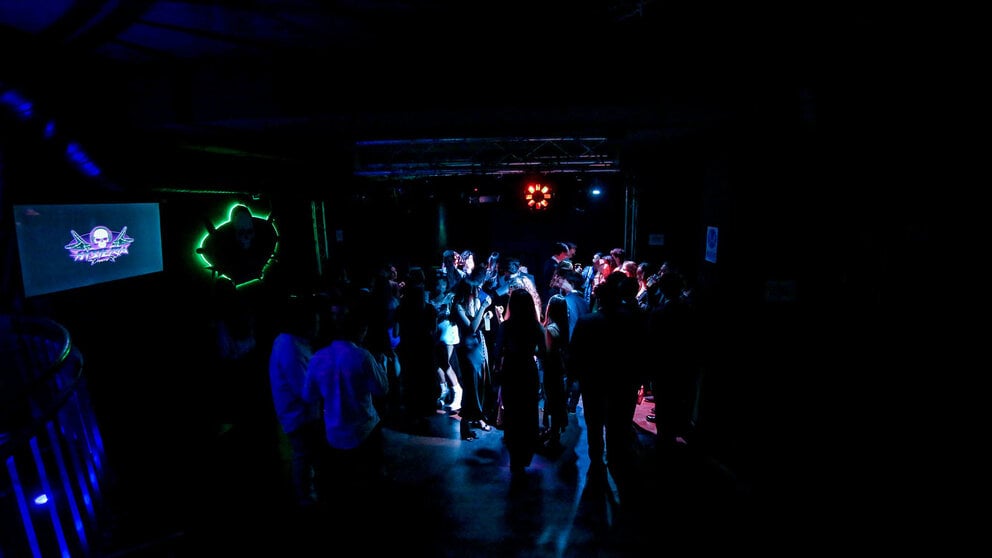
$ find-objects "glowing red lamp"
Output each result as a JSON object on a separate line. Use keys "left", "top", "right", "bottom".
{"left": 524, "top": 182, "right": 552, "bottom": 210}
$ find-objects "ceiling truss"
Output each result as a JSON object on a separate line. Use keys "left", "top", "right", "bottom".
{"left": 352, "top": 136, "right": 621, "bottom": 181}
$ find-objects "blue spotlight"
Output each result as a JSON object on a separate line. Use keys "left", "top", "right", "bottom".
{"left": 65, "top": 141, "right": 102, "bottom": 177}
{"left": 0, "top": 89, "right": 34, "bottom": 119}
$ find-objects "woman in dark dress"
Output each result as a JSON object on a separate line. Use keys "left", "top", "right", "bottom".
{"left": 493, "top": 288, "right": 547, "bottom": 473}
{"left": 541, "top": 294, "right": 570, "bottom": 448}
{"left": 452, "top": 274, "right": 495, "bottom": 440}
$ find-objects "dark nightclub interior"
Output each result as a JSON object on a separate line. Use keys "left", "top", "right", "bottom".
{"left": 2, "top": 2, "right": 952, "bottom": 556}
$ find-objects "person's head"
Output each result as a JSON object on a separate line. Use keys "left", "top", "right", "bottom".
{"left": 467, "top": 261, "right": 488, "bottom": 286}
{"left": 384, "top": 263, "right": 399, "bottom": 281}
{"left": 487, "top": 251, "right": 500, "bottom": 272}
{"left": 551, "top": 241, "right": 569, "bottom": 260}
{"left": 314, "top": 285, "right": 348, "bottom": 341}
{"left": 637, "top": 261, "right": 657, "bottom": 285}
{"left": 339, "top": 306, "right": 369, "bottom": 344}
{"left": 442, "top": 249, "right": 459, "bottom": 269}
{"left": 561, "top": 269, "right": 584, "bottom": 294}
{"left": 598, "top": 255, "right": 616, "bottom": 275}
{"left": 460, "top": 250, "right": 475, "bottom": 274}
{"left": 658, "top": 269, "right": 686, "bottom": 300}
{"left": 452, "top": 277, "right": 476, "bottom": 304}
{"left": 549, "top": 260, "right": 573, "bottom": 291}
{"left": 280, "top": 295, "right": 318, "bottom": 339}
{"left": 406, "top": 267, "right": 426, "bottom": 287}
{"left": 609, "top": 247, "right": 625, "bottom": 265}
{"left": 506, "top": 258, "right": 521, "bottom": 276}
{"left": 595, "top": 272, "right": 628, "bottom": 312}
{"left": 616, "top": 274, "right": 639, "bottom": 304}
{"left": 565, "top": 242, "right": 577, "bottom": 260}
{"left": 621, "top": 260, "right": 638, "bottom": 278}
{"left": 507, "top": 287, "right": 538, "bottom": 323}
{"left": 544, "top": 294, "right": 569, "bottom": 328}
{"left": 371, "top": 266, "right": 399, "bottom": 301}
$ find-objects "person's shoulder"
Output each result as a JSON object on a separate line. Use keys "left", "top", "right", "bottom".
{"left": 306, "top": 345, "right": 331, "bottom": 368}
{"left": 310, "top": 342, "right": 333, "bottom": 355}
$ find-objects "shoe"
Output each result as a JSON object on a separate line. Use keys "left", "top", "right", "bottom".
{"left": 472, "top": 420, "right": 492, "bottom": 432}
{"left": 461, "top": 428, "right": 477, "bottom": 441}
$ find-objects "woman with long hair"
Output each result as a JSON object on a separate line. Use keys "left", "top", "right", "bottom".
{"left": 452, "top": 275, "right": 494, "bottom": 440}
{"left": 541, "top": 294, "right": 570, "bottom": 448}
{"left": 493, "top": 288, "right": 547, "bottom": 473}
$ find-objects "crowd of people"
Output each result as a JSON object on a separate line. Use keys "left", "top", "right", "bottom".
{"left": 242, "top": 241, "right": 703, "bottom": 511}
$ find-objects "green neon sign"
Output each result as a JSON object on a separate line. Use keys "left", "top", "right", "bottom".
{"left": 195, "top": 203, "right": 279, "bottom": 287}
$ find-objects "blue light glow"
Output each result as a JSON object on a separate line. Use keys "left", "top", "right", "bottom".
{"left": 65, "top": 141, "right": 102, "bottom": 177}
{"left": 0, "top": 89, "right": 34, "bottom": 119}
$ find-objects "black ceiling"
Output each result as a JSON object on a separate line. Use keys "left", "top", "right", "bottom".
{"left": 0, "top": 1, "right": 882, "bottom": 197}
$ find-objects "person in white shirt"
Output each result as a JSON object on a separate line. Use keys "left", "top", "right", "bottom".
{"left": 269, "top": 295, "right": 324, "bottom": 507}
{"left": 303, "top": 303, "right": 390, "bottom": 503}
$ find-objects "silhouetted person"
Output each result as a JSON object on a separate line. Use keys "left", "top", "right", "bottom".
{"left": 569, "top": 272, "right": 646, "bottom": 501}
{"left": 304, "top": 303, "right": 390, "bottom": 505}
{"left": 558, "top": 268, "right": 589, "bottom": 413}
{"left": 452, "top": 275, "right": 494, "bottom": 440}
{"left": 268, "top": 295, "right": 324, "bottom": 507}
{"left": 540, "top": 241, "right": 571, "bottom": 313}
{"left": 396, "top": 267, "right": 440, "bottom": 423}
{"left": 493, "top": 288, "right": 547, "bottom": 474}
{"left": 541, "top": 294, "right": 570, "bottom": 449}
{"left": 647, "top": 268, "right": 704, "bottom": 521}
{"left": 361, "top": 266, "right": 402, "bottom": 421}
{"left": 208, "top": 277, "right": 260, "bottom": 436}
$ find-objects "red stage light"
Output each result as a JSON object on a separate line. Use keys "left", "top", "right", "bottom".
{"left": 524, "top": 182, "right": 552, "bottom": 210}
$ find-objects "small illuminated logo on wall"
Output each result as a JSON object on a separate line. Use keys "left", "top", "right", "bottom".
{"left": 64, "top": 225, "right": 134, "bottom": 265}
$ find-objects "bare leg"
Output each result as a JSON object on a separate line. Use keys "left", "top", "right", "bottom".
{"left": 445, "top": 344, "right": 462, "bottom": 411}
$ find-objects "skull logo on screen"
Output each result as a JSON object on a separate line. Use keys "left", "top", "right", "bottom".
{"left": 91, "top": 226, "right": 111, "bottom": 249}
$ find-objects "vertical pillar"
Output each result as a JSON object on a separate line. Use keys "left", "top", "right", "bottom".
{"left": 623, "top": 177, "right": 639, "bottom": 260}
